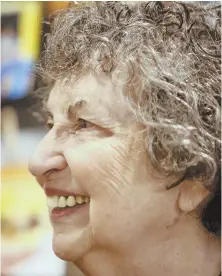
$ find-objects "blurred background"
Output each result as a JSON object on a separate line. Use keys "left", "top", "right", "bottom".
{"left": 1, "top": 1, "right": 85, "bottom": 275}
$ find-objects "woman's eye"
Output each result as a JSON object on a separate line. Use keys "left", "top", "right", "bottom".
{"left": 45, "top": 114, "right": 54, "bottom": 130}
{"left": 46, "top": 120, "right": 54, "bottom": 130}
{"left": 46, "top": 123, "right": 54, "bottom": 130}
{"left": 77, "top": 118, "right": 94, "bottom": 129}
{"left": 45, "top": 118, "right": 93, "bottom": 132}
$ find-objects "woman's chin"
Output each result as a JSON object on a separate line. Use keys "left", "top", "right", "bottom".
{"left": 52, "top": 226, "right": 92, "bottom": 262}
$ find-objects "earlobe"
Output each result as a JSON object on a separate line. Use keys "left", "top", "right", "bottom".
{"left": 178, "top": 179, "right": 210, "bottom": 212}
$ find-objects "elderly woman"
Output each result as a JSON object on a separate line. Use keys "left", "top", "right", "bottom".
{"left": 29, "top": 2, "right": 221, "bottom": 276}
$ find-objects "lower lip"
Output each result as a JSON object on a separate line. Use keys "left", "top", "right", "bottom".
{"left": 50, "top": 203, "right": 89, "bottom": 221}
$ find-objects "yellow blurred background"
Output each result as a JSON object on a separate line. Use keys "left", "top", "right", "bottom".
{"left": 1, "top": 2, "right": 84, "bottom": 275}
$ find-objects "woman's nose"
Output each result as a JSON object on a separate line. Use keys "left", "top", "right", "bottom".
{"left": 28, "top": 134, "right": 67, "bottom": 177}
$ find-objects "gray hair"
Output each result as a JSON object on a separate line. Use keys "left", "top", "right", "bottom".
{"left": 38, "top": 1, "right": 221, "bottom": 189}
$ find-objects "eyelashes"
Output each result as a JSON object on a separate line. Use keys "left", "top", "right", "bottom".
{"left": 46, "top": 117, "right": 94, "bottom": 131}
{"left": 77, "top": 118, "right": 94, "bottom": 129}
{"left": 46, "top": 116, "right": 54, "bottom": 130}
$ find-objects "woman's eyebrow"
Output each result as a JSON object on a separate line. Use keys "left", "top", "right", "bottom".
{"left": 65, "top": 100, "right": 87, "bottom": 119}
{"left": 44, "top": 99, "right": 87, "bottom": 120}
{"left": 42, "top": 105, "right": 53, "bottom": 118}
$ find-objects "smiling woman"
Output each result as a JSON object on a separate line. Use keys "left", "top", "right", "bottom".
{"left": 29, "top": 2, "right": 221, "bottom": 276}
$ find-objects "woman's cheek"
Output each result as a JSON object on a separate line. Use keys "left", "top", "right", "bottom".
{"left": 64, "top": 136, "right": 131, "bottom": 197}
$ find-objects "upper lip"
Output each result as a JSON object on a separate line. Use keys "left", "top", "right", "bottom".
{"left": 44, "top": 186, "right": 87, "bottom": 197}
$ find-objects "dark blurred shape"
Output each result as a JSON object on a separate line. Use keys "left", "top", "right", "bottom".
{"left": 202, "top": 168, "right": 221, "bottom": 236}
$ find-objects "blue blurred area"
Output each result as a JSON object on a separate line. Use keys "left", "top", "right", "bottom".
{"left": 1, "top": 59, "right": 33, "bottom": 100}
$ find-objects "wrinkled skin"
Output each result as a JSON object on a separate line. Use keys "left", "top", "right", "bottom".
{"left": 29, "top": 73, "right": 220, "bottom": 276}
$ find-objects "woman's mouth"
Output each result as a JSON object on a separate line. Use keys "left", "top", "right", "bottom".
{"left": 47, "top": 195, "right": 90, "bottom": 221}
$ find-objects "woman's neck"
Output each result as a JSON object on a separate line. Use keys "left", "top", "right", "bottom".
{"left": 75, "top": 215, "right": 221, "bottom": 276}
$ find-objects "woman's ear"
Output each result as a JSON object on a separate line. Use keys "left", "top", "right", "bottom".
{"left": 178, "top": 179, "right": 210, "bottom": 212}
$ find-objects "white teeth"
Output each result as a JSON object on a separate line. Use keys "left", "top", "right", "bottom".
{"left": 58, "top": 196, "right": 66, "bottom": 208}
{"left": 47, "top": 196, "right": 58, "bottom": 209}
{"left": 66, "top": 196, "right": 76, "bottom": 207}
{"left": 76, "top": 196, "right": 84, "bottom": 204}
{"left": 47, "top": 195, "right": 90, "bottom": 209}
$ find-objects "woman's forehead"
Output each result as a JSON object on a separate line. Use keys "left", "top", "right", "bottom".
{"left": 47, "top": 73, "right": 126, "bottom": 116}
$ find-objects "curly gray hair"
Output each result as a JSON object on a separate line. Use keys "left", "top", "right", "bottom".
{"left": 38, "top": 1, "right": 221, "bottom": 190}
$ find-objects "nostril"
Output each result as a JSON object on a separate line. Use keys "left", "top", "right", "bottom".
{"left": 43, "top": 169, "right": 58, "bottom": 178}
{"left": 43, "top": 170, "right": 53, "bottom": 178}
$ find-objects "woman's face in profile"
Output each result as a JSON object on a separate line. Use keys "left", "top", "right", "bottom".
{"left": 29, "top": 73, "right": 188, "bottom": 261}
